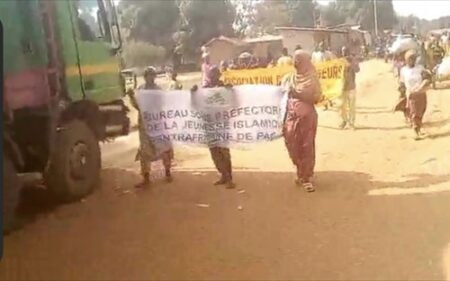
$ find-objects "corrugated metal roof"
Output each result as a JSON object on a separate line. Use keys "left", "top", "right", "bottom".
{"left": 275, "top": 26, "right": 348, "bottom": 34}
{"left": 243, "top": 35, "right": 283, "bottom": 43}
{"left": 429, "top": 28, "right": 450, "bottom": 35}
{"left": 203, "top": 36, "right": 246, "bottom": 47}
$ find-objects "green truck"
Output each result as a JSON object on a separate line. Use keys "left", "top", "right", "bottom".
{"left": 1, "top": 0, "right": 131, "bottom": 232}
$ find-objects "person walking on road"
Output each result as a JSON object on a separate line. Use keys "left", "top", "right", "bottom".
{"left": 399, "top": 50, "right": 432, "bottom": 140}
{"left": 201, "top": 52, "right": 212, "bottom": 87}
{"left": 340, "top": 46, "right": 360, "bottom": 130}
{"left": 282, "top": 50, "right": 322, "bottom": 192}
{"left": 311, "top": 41, "right": 330, "bottom": 64}
{"left": 191, "top": 66, "right": 235, "bottom": 189}
{"left": 312, "top": 41, "right": 334, "bottom": 110}
{"left": 277, "top": 47, "right": 293, "bottom": 67}
{"left": 167, "top": 69, "right": 183, "bottom": 90}
{"left": 131, "top": 67, "right": 174, "bottom": 188}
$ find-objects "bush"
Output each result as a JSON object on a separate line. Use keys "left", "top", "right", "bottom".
{"left": 122, "top": 41, "right": 166, "bottom": 68}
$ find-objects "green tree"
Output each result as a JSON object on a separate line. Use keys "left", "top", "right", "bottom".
{"left": 118, "top": 0, "right": 180, "bottom": 47}
{"left": 286, "top": 0, "right": 316, "bottom": 27}
{"left": 122, "top": 41, "right": 166, "bottom": 68}
{"left": 179, "top": 0, "right": 236, "bottom": 53}
{"left": 251, "top": 0, "right": 291, "bottom": 35}
{"left": 232, "top": 0, "right": 258, "bottom": 37}
{"left": 333, "top": 0, "right": 397, "bottom": 32}
{"left": 320, "top": 1, "right": 346, "bottom": 27}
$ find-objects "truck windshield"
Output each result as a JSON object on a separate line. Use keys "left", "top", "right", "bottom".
{"left": 74, "top": 0, "right": 113, "bottom": 43}
{"left": 75, "top": 0, "right": 100, "bottom": 41}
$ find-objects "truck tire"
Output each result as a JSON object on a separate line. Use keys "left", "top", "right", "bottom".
{"left": 3, "top": 154, "right": 22, "bottom": 234}
{"left": 45, "top": 120, "right": 101, "bottom": 202}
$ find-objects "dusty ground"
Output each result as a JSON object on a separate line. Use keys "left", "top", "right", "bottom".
{"left": 1, "top": 60, "right": 450, "bottom": 280}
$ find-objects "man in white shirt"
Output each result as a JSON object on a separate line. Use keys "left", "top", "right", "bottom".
{"left": 311, "top": 41, "right": 331, "bottom": 63}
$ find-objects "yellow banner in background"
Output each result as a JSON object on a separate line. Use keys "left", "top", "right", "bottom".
{"left": 222, "top": 59, "right": 349, "bottom": 100}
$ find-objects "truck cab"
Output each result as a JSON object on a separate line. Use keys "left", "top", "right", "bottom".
{"left": 1, "top": 0, "right": 129, "bottom": 233}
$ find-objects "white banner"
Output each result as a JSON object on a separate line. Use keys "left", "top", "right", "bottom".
{"left": 135, "top": 85, "right": 287, "bottom": 152}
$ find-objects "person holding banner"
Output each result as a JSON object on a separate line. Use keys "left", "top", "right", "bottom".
{"left": 277, "top": 47, "right": 293, "bottom": 67}
{"left": 340, "top": 47, "right": 360, "bottom": 130}
{"left": 132, "top": 67, "right": 174, "bottom": 188}
{"left": 282, "top": 50, "right": 322, "bottom": 192}
{"left": 192, "top": 66, "right": 235, "bottom": 189}
{"left": 237, "top": 52, "right": 253, "bottom": 69}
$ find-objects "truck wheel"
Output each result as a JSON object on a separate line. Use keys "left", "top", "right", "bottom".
{"left": 46, "top": 120, "right": 101, "bottom": 202}
{"left": 3, "top": 154, "right": 22, "bottom": 234}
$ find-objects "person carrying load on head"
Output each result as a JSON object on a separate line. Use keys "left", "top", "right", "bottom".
{"left": 398, "top": 50, "right": 432, "bottom": 140}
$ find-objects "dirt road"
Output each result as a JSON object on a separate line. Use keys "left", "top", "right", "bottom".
{"left": 1, "top": 60, "right": 450, "bottom": 280}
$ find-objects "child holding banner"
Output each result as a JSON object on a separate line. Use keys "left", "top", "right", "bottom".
{"left": 192, "top": 66, "right": 235, "bottom": 189}
{"left": 132, "top": 67, "right": 174, "bottom": 188}
{"left": 277, "top": 47, "right": 293, "bottom": 67}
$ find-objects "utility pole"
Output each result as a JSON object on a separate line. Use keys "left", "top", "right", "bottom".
{"left": 373, "top": 0, "right": 379, "bottom": 37}
{"left": 312, "top": 0, "right": 317, "bottom": 27}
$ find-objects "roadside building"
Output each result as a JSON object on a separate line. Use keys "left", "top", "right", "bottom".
{"left": 275, "top": 26, "right": 348, "bottom": 55}
{"left": 202, "top": 35, "right": 283, "bottom": 65}
{"left": 203, "top": 36, "right": 248, "bottom": 66}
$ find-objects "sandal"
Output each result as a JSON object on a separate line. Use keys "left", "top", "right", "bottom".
{"left": 135, "top": 180, "right": 151, "bottom": 189}
{"left": 214, "top": 178, "right": 227, "bottom": 186}
{"left": 225, "top": 181, "right": 236, "bottom": 189}
{"left": 302, "top": 182, "right": 315, "bottom": 193}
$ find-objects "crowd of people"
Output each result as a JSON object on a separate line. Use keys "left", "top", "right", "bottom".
{"left": 387, "top": 34, "right": 447, "bottom": 79}
{"left": 128, "top": 33, "right": 446, "bottom": 192}
{"left": 213, "top": 41, "right": 344, "bottom": 72}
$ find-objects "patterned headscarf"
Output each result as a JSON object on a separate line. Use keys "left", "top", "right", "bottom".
{"left": 294, "top": 50, "right": 316, "bottom": 75}
{"left": 292, "top": 50, "right": 322, "bottom": 102}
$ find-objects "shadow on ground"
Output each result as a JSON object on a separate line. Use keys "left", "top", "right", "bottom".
{"left": 9, "top": 167, "right": 450, "bottom": 236}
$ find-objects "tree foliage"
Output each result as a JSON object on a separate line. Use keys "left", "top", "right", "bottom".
{"left": 179, "top": 0, "right": 236, "bottom": 46}
{"left": 251, "top": 1, "right": 291, "bottom": 35}
{"left": 286, "top": 0, "right": 316, "bottom": 28}
{"left": 397, "top": 15, "right": 450, "bottom": 35}
{"left": 118, "top": 0, "right": 180, "bottom": 47}
{"left": 232, "top": 0, "right": 258, "bottom": 37}
{"left": 116, "top": 0, "right": 405, "bottom": 67}
{"left": 319, "top": 2, "right": 346, "bottom": 27}
{"left": 329, "top": 0, "right": 397, "bottom": 31}
{"left": 122, "top": 41, "right": 166, "bottom": 68}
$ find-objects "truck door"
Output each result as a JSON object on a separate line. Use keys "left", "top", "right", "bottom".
{"left": 68, "top": 0, "right": 122, "bottom": 103}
